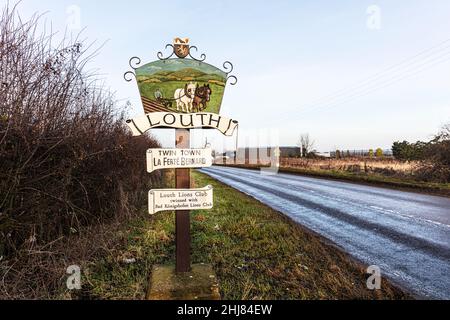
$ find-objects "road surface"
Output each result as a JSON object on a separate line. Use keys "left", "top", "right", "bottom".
{"left": 200, "top": 166, "right": 450, "bottom": 299}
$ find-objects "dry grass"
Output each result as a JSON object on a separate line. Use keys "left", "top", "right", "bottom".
{"left": 78, "top": 171, "right": 409, "bottom": 300}
{"left": 0, "top": 219, "right": 125, "bottom": 299}
{"left": 281, "top": 157, "right": 418, "bottom": 176}
{"left": 0, "top": 169, "right": 411, "bottom": 299}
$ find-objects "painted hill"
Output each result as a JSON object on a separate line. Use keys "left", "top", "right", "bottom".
{"left": 148, "top": 68, "right": 225, "bottom": 83}
{"left": 162, "top": 68, "right": 207, "bottom": 79}
{"left": 136, "top": 59, "right": 227, "bottom": 78}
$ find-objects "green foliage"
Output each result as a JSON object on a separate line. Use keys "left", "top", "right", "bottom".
{"left": 376, "top": 148, "right": 383, "bottom": 158}
{"left": 368, "top": 149, "right": 374, "bottom": 158}
{"left": 147, "top": 68, "right": 225, "bottom": 84}
{"left": 392, "top": 141, "right": 425, "bottom": 161}
{"left": 392, "top": 124, "right": 450, "bottom": 182}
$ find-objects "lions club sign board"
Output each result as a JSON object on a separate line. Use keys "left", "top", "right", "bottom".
{"left": 148, "top": 186, "right": 213, "bottom": 215}
{"left": 147, "top": 148, "right": 213, "bottom": 173}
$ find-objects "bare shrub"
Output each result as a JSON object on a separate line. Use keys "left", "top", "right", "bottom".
{"left": 416, "top": 123, "right": 450, "bottom": 183}
{"left": 0, "top": 4, "right": 160, "bottom": 258}
{"left": 297, "top": 133, "right": 315, "bottom": 158}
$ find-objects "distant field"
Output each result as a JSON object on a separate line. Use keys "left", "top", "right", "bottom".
{"left": 220, "top": 157, "right": 450, "bottom": 196}
{"left": 280, "top": 157, "right": 418, "bottom": 176}
{"left": 232, "top": 157, "right": 418, "bottom": 176}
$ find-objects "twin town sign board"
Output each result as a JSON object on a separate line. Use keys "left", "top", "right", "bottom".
{"left": 147, "top": 148, "right": 213, "bottom": 173}
{"left": 124, "top": 38, "right": 238, "bottom": 272}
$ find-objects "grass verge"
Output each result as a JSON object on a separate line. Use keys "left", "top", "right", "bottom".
{"left": 83, "top": 170, "right": 409, "bottom": 300}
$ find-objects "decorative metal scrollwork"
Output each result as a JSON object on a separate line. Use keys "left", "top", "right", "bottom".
{"left": 222, "top": 61, "right": 234, "bottom": 74}
{"left": 124, "top": 41, "right": 237, "bottom": 86}
{"left": 222, "top": 61, "right": 238, "bottom": 85}
{"left": 124, "top": 56, "right": 142, "bottom": 82}
{"left": 187, "top": 46, "right": 207, "bottom": 62}
{"left": 157, "top": 44, "right": 176, "bottom": 60}
{"left": 156, "top": 43, "right": 207, "bottom": 62}
{"left": 226, "top": 75, "right": 238, "bottom": 86}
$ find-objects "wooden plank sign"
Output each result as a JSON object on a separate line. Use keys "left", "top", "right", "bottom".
{"left": 147, "top": 147, "right": 213, "bottom": 173}
{"left": 148, "top": 185, "right": 213, "bottom": 215}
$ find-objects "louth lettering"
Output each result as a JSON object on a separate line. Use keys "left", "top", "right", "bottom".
{"left": 126, "top": 112, "right": 238, "bottom": 137}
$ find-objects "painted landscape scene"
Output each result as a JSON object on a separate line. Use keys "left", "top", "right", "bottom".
{"left": 135, "top": 59, "right": 227, "bottom": 114}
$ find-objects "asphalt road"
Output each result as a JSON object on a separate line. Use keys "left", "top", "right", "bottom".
{"left": 200, "top": 166, "right": 450, "bottom": 299}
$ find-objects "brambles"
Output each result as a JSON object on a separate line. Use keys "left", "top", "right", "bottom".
{"left": 0, "top": 4, "right": 160, "bottom": 258}
{"left": 417, "top": 124, "right": 450, "bottom": 183}
{"left": 392, "top": 124, "right": 450, "bottom": 183}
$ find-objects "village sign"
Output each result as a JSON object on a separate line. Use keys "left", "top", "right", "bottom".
{"left": 124, "top": 38, "right": 238, "bottom": 272}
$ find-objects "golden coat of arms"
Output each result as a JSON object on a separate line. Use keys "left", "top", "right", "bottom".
{"left": 173, "top": 38, "right": 190, "bottom": 58}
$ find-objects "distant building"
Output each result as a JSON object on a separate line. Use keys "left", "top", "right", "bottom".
{"left": 315, "top": 152, "right": 332, "bottom": 158}
{"left": 279, "top": 147, "right": 302, "bottom": 158}
{"left": 214, "top": 146, "right": 302, "bottom": 165}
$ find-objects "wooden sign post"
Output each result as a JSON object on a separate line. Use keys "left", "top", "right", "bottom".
{"left": 124, "top": 39, "right": 238, "bottom": 285}
{"left": 175, "top": 128, "right": 191, "bottom": 272}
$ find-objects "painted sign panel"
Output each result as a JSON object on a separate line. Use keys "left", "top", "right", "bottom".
{"left": 126, "top": 112, "right": 238, "bottom": 137}
{"left": 147, "top": 147, "right": 213, "bottom": 173}
{"left": 135, "top": 59, "right": 226, "bottom": 114}
{"left": 148, "top": 185, "right": 213, "bottom": 215}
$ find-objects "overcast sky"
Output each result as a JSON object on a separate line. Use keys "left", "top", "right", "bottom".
{"left": 5, "top": 0, "right": 450, "bottom": 152}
